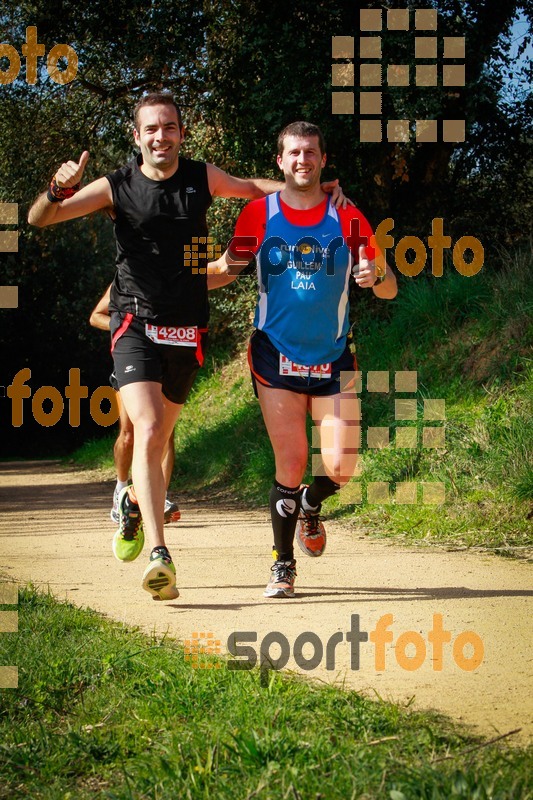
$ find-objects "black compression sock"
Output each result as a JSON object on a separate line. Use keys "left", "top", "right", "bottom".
{"left": 303, "top": 476, "right": 341, "bottom": 511}
{"left": 269, "top": 481, "right": 301, "bottom": 562}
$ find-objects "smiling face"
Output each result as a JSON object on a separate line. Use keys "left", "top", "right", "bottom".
{"left": 276, "top": 134, "right": 327, "bottom": 192}
{"left": 133, "top": 104, "right": 183, "bottom": 177}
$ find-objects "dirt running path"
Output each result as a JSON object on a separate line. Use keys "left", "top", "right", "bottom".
{"left": 1, "top": 461, "right": 531, "bottom": 742}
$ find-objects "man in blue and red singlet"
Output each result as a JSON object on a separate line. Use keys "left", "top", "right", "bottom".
{"left": 209, "top": 121, "right": 398, "bottom": 598}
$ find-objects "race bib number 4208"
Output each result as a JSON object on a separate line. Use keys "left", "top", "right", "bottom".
{"left": 145, "top": 325, "right": 199, "bottom": 346}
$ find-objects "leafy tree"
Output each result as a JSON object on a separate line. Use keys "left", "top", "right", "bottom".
{"left": 201, "top": 0, "right": 532, "bottom": 239}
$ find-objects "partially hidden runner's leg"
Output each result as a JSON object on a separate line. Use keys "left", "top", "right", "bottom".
{"left": 114, "top": 392, "right": 134, "bottom": 484}
{"left": 256, "top": 384, "right": 308, "bottom": 598}
{"left": 111, "top": 394, "right": 178, "bottom": 524}
{"left": 295, "top": 390, "right": 360, "bottom": 557}
{"left": 116, "top": 381, "right": 182, "bottom": 600}
{"left": 119, "top": 380, "right": 182, "bottom": 550}
{"left": 110, "top": 391, "right": 134, "bottom": 522}
{"left": 162, "top": 432, "right": 175, "bottom": 488}
{"left": 162, "top": 433, "right": 181, "bottom": 523}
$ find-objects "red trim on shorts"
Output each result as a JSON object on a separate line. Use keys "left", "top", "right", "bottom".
{"left": 247, "top": 338, "right": 272, "bottom": 387}
{"left": 196, "top": 328, "right": 208, "bottom": 367}
{"left": 111, "top": 313, "right": 134, "bottom": 352}
{"left": 340, "top": 352, "right": 359, "bottom": 393}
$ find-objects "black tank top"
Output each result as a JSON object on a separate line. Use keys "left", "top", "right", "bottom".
{"left": 106, "top": 154, "right": 212, "bottom": 325}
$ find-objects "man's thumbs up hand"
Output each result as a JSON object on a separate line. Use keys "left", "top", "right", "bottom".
{"left": 353, "top": 244, "right": 375, "bottom": 288}
{"left": 55, "top": 151, "right": 89, "bottom": 188}
{"left": 358, "top": 244, "right": 369, "bottom": 269}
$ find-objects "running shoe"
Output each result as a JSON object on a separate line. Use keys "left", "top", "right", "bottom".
{"left": 112, "top": 486, "right": 144, "bottom": 562}
{"left": 142, "top": 550, "right": 179, "bottom": 601}
{"left": 263, "top": 560, "right": 297, "bottom": 598}
{"left": 296, "top": 495, "right": 326, "bottom": 557}
{"left": 110, "top": 483, "right": 132, "bottom": 524}
{"left": 164, "top": 497, "right": 181, "bottom": 524}
{"left": 110, "top": 486, "right": 120, "bottom": 524}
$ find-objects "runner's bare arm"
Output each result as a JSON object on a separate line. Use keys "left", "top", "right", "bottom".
{"left": 206, "top": 164, "right": 352, "bottom": 208}
{"left": 89, "top": 284, "right": 112, "bottom": 331}
{"left": 28, "top": 152, "right": 113, "bottom": 227}
{"left": 28, "top": 177, "right": 113, "bottom": 227}
{"left": 371, "top": 262, "right": 397, "bottom": 299}
{"left": 207, "top": 163, "right": 283, "bottom": 199}
{"left": 207, "top": 250, "right": 250, "bottom": 290}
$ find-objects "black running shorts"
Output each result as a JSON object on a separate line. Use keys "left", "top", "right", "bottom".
{"left": 248, "top": 329, "right": 357, "bottom": 397}
{"left": 110, "top": 312, "right": 207, "bottom": 405}
{"left": 109, "top": 371, "right": 119, "bottom": 391}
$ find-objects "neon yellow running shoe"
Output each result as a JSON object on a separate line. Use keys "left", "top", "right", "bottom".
{"left": 112, "top": 486, "right": 144, "bottom": 562}
{"left": 142, "top": 549, "right": 179, "bottom": 601}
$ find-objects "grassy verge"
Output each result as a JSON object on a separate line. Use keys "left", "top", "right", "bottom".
{"left": 0, "top": 586, "right": 530, "bottom": 799}
{"left": 70, "top": 247, "right": 533, "bottom": 555}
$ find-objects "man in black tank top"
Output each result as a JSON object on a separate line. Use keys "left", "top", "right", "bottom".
{"left": 28, "top": 92, "right": 347, "bottom": 601}
{"left": 107, "top": 154, "right": 212, "bottom": 325}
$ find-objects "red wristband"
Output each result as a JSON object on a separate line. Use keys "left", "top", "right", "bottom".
{"left": 48, "top": 176, "right": 80, "bottom": 201}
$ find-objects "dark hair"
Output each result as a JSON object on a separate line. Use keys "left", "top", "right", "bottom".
{"left": 133, "top": 93, "right": 183, "bottom": 131}
{"left": 277, "top": 121, "right": 326, "bottom": 156}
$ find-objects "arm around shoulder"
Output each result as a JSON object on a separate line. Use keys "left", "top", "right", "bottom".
{"left": 206, "top": 163, "right": 283, "bottom": 200}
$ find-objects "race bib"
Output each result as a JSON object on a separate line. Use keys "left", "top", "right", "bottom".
{"left": 145, "top": 325, "right": 199, "bottom": 347}
{"left": 279, "top": 354, "right": 332, "bottom": 379}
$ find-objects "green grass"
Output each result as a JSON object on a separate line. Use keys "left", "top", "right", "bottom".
{"left": 0, "top": 586, "right": 531, "bottom": 799}
{"left": 68, "top": 435, "right": 116, "bottom": 471}
{"left": 70, "top": 245, "right": 533, "bottom": 555}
